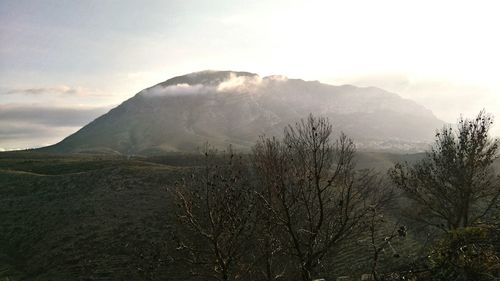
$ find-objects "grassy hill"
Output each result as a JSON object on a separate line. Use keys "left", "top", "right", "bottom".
{"left": 1, "top": 151, "right": 495, "bottom": 280}
{"left": 0, "top": 152, "right": 192, "bottom": 280}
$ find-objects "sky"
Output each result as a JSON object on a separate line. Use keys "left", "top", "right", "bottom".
{"left": 1, "top": 0, "right": 500, "bottom": 150}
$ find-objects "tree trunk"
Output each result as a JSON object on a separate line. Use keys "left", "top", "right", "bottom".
{"left": 301, "top": 265, "right": 312, "bottom": 281}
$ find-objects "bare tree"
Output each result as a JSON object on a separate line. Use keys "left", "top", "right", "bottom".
{"left": 366, "top": 206, "right": 407, "bottom": 281}
{"left": 171, "top": 147, "right": 257, "bottom": 281}
{"left": 252, "top": 137, "right": 291, "bottom": 281}
{"left": 253, "top": 114, "right": 380, "bottom": 281}
{"left": 390, "top": 110, "right": 500, "bottom": 231}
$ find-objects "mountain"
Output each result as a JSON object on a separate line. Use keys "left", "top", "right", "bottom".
{"left": 40, "top": 70, "right": 444, "bottom": 154}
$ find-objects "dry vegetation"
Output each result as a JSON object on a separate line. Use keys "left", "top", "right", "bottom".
{"left": 1, "top": 112, "right": 499, "bottom": 281}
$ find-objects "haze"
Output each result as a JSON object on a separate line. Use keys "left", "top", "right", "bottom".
{"left": 1, "top": 0, "right": 499, "bottom": 150}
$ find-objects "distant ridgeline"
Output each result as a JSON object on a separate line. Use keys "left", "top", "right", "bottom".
{"left": 39, "top": 71, "right": 443, "bottom": 155}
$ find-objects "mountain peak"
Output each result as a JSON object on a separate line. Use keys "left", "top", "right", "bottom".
{"left": 40, "top": 71, "right": 444, "bottom": 154}
{"left": 159, "top": 70, "right": 258, "bottom": 87}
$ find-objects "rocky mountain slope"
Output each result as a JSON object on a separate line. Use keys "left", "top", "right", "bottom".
{"left": 41, "top": 70, "right": 444, "bottom": 154}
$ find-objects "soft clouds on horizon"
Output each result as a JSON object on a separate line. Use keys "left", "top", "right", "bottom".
{"left": 0, "top": 104, "right": 112, "bottom": 150}
{"left": 0, "top": 104, "right": 111, "bottom": 126}
{"left": 334, "top": 74, "right": 500, "bottom": 136}
{"left": 2, "top": 0, "right": 500, "bottom": 148}
{"left": 5, "top": 86, "right": 86, "bottom": 96}
{"left": 0, "top": 83, "right": 118, "bottom": 150}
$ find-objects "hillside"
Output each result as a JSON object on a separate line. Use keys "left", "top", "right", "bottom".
{"left": 39, "top": 71, "right": 443, "bottom": 155}
{"left": 1, "top": 151, "right": 499, "bottom": 280}
{"left": 0, "top": 152, "right": 187, "bottom": 280}
{"left": 0, "top": 151, "right": 425, "bottom": 280}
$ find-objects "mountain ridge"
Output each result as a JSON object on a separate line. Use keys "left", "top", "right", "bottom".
{"left": 39, "top": 70, "right": 444, "bottom": 155}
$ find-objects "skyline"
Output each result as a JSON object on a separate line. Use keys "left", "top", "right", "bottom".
{"left": 1, "top": 0, "right": 500, "bottom": 150}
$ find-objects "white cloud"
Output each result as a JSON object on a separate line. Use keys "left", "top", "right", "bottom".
{"left": 3, "top": 85, "right": 104, "bottom": 97}
{"left": 217, "top": 73, "right": 263, "bottom": 93}
{"left": 0, "top": 104, "right": 111, "bottom": 126}
{"left": 335, "top": 73, "right": 500, "bottom": 137}
{"left": 145, "top": 83, "right": 212, "bottom": 97}
{"left": 216, "top": 73, "right": 288, "bottom": 93}
{"left": 0, "top": 104, "right": 113, "bottom": 150}
{"left": 143, "top": 73, "right": 287, "bottom": 98}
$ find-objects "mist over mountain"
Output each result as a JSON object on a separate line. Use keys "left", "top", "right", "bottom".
{"left": 40, "top": 71, "right": 444, "bottom": 154}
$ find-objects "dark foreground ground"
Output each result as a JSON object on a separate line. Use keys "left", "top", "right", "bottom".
{"left": 0, "top": 151, "right": 433, "bottom": 280}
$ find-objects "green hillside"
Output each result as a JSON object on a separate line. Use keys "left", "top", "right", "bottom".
{"left": 1, "top": 151, "right": 497, "bottom": 280}
{"left": 0, "top": 152, "right": 191, "bottom": 280}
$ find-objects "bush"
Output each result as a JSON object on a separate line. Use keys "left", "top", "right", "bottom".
{"left": 427, "top": 227, "right": 500, "bottom": 281}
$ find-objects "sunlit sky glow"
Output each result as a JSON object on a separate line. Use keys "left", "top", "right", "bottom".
{"left": 1, "top": 0, "right": 499, "bottom": 150}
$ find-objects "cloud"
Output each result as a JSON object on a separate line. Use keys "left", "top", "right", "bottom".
{"left": 0, "top": 104, "right": 113, "bottom": 150}
{"left": 2, "top": 85, "right": 104, "bottom": 96}
{"left": 339, "top": 74, "right": 500, "bottom": 137}
{"left": 144, "top": 83, "right": 211, "bottom": 97}
{"left": 0, "top": 122, "right": 80, "bottom": 150}
{"left": 217, "top": 73, "right": 289, "bottom": 93}
{"left": 143, "top": 73, "right": 289, "bottom": 98}
{"left": 0, "top": 104, "right": 112, "bottom": 127}
{"left": 217, "top": 73, "right": 263, "bottom": 93}
{"left": 0, "top": 122, "right": 62, "bottom": 140}
{"left": 142, "top": 74, "right": 261, "bottom": 97}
